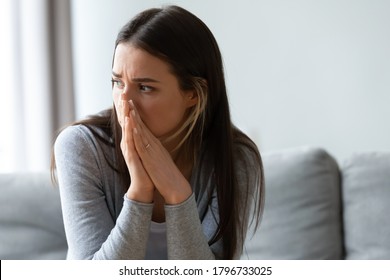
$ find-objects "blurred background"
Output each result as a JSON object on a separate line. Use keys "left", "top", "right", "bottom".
{"left": 1, "top": 0, "right": 389, "bottom": 172}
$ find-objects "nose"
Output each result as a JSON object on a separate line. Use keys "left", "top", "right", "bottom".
{"left": 120, "top": 90, "right": 128, "bottom": 101}
{"left": 120, "top": 85, "right": 137, "bottom": 102}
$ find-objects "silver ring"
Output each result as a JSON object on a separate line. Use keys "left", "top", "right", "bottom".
{"left": 145, "top": 143, "right": 151, "bottom": 149}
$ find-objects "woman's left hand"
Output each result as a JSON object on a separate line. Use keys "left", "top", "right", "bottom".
{"left": 128, "top": 100, "right": 192, "bottom": 205}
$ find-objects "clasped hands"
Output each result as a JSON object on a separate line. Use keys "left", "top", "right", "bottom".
{"left": 117, "top": 93, "right": 192, "bottom": 205}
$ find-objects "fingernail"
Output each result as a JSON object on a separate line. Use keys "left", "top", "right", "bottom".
{"left": 131, "top": 110, "right": 135, "bottom": 116}
{"left": 133, "top": 127, "right": 138, "bottom": 134}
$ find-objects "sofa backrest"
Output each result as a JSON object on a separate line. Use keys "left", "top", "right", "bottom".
{"left": 0, "top": 172, "right": 67, "bottom": 259}
{"left": 243, "top": 147, "right": 390, "bottom": 260}
{"left": 242, "top": 147, "right": 343, "bottom": 259}
{"left": 341, "top": 152, "right": 390, "bottom": 259}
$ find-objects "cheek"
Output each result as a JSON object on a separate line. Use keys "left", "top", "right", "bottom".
{"left": 137, "top": 103, "right": 161, "bottom": 133}
{"left": 141, "top": 101, "right": 187, "bottom": 137}
{"left": 112, "top": 89, "right": 121, "bottom": 103}
{"left": 138, "top": 102, "right": 161, "bottom": 128}
{"left": 112, "top": 92, "right": 122, "bottom": 121}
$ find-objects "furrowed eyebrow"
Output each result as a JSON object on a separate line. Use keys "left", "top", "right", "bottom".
{"left": 132, "top": 77, "right": 161, "bottom": 83}
{"left": 112, "top": 71, "right": 122, "bottom": 78}
{"left": 111, "top": 71, "right": 160, "bottom": 83}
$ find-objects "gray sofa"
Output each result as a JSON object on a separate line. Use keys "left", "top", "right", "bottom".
{"left": 243, "top": 147, "right": 390, "bottom": 260}
{"left": 0, "top": 172, "right": 67, "bottom": 259}
{"left": 1, "top": 147, "right": 389, "bottom": 259}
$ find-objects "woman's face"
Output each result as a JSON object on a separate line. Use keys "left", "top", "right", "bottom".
{"left": 112, "top": 43, "right": 197, "bottom": 140}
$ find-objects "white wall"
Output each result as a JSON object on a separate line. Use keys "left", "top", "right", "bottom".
{"left": 71, "top": 0, "right": 390, "bottom": 162}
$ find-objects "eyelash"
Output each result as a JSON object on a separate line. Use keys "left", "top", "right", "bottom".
{"left": 111, "top": 79, "right": 125, "bottom": 89}
{"left": 139, "top": 84, "right": 153, "bottom": 92}
{"left": 111, "top": 78, "right": 154, "bottom": 93}
{"left": 111, "top": 79, "right": 154, "bottom": 93}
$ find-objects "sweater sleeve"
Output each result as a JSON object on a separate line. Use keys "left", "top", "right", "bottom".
{"left": 165, "top": 193, "right": 217, "bottom": 259}
{"left": 164, "top": 143, "right": 261, "bottom": 260}
{"left": 55, "top": 125, "right": 153, "bottom": 259}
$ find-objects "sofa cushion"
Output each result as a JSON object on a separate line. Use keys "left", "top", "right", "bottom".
{"left": 242, "top": 146, "right": 343, "bottom": 259}
{"left": 341, "top": 152, "right": 390, "bottom": 259}
{"left": 0, "top": 172, "right": 67, "bottom": 259}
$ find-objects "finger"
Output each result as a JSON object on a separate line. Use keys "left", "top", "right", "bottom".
{"left": 129, "top": 100, "right": 154, "bottom": 140}
{"left": 130, "top": 112, "right": 150, "bottom": 154}
{"left": 125, "top": 116, "right": 134, "bottom": 152}
{"left": 122, "top": 105, "right": 129, "bottom": 129}
{"left": 123, "top": 116, "right": 137, "bottom": 162}
{"left": 117, "top": 99, "right": 123, "bottom": 126}
{"left": 129, "top": 100, "right": 144, "bottom": 128}
{"left": 129, "top": 100, "right": 150, "bottom": 143}
{"left": 121, "top": 114, "right": 127, "bottom": 151}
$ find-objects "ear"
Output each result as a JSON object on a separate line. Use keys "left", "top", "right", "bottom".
{"left": 184, "top": 90, "right": 198, "bottom": 108}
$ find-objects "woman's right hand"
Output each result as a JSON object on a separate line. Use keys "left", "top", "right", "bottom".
{"left": 117, "top": 93, "right": 155, "bottom": 203}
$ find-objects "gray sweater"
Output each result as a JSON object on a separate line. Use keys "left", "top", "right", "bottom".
{"left": 55, "top": 124, "right": 258, "bottom": 260}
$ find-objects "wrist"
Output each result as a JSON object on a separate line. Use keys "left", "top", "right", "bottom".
{"left": 163, "top": 181, "right": 192, "bottom": 205}
{"left": 126, "top": 186, "right": 154, "bottom": 203}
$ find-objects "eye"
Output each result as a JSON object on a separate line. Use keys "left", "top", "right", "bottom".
{"left": 139, "top": 84, "right": 153, "bottom": 93}
{"left": 111, "top": 78, "right": 125, "bottom": 90}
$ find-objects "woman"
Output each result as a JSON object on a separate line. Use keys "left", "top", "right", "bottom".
{"left": 53, "top": 5, "right": 264, "bottom": 260}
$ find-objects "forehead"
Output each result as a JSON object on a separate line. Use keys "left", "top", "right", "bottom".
{"left": 113, "top": 43, "right": 172, "bottom": 78}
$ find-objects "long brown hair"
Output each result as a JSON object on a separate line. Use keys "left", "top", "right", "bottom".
{"left": 52, "top": 5, "right": 264, "bottom": 259}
